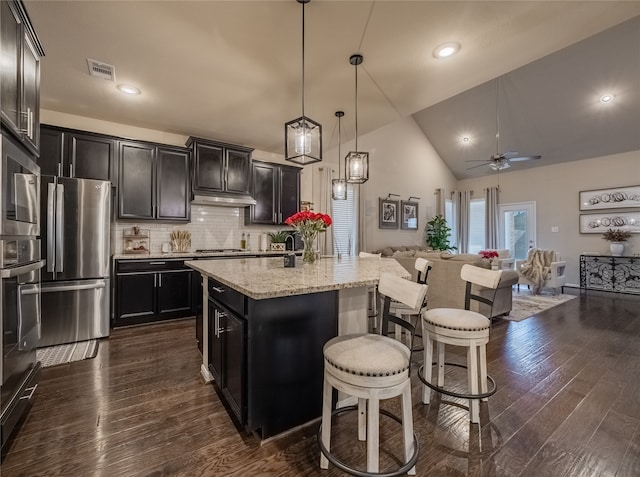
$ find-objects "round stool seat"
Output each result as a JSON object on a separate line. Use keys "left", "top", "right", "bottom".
{"left": 324, "top": 334, "right": 410, "bottom": 388}
{"left": 423, "top": 308, "right": 490, "bottom": 338}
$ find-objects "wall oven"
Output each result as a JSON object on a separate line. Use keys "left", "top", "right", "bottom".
{"left": 1, "top": 133, "right": 40, "bottom": 237}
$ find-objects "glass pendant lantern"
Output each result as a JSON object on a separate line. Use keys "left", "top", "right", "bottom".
{"left": 345, "top": 54, "right": 369, "bottom": 184}
{"left": 332, "top": 111, "right": 347, "bottom": 200}
{"left": 285, "top": 0, "right": 322, "bottom": 165}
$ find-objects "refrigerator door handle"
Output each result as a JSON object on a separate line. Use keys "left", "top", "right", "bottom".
{"left": 40, "top": 282, "right": 107, "bottom": 293}
{"left": 55, "top": 184, "right": 65, "bottom": 272}
{"left": 47, "top": 183, "right": 56, "bottom": 273}
{"left": 1, "top": 260, "right": 45, "bottom": 278}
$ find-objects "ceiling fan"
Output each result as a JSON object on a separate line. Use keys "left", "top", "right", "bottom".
{"left": 466, "top": 77, "right": 542, "bottom": 172}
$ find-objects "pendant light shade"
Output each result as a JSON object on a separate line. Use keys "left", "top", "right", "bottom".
{"left": 345, "top": 54, "right": 369, "bottom": 184}
{"left": 285, "top": 0, "right": 322, "bottom": 166}
{"left": 331, "top": 111, "right": 347, "bottom": 200}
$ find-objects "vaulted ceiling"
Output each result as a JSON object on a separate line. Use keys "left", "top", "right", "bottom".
{"left": 25, "top": 1, "right": 640, "bottom": 179}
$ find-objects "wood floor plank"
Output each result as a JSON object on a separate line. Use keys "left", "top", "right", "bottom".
{"left": 2, "top": 292, "right": 639, "bottom": 476}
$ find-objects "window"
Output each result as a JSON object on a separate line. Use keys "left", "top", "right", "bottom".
{"left": 444, "top": 198, "right": 457, "bottom": 249}
{"left": 332, "top": 184, "right": 358, "bottom": 256}
{"left": 468, "top": 198, "right": 486, "bottom": 253}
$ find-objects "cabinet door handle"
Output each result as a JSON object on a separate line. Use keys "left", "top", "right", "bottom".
{"left": 158, "top": 274, "right": 162, "bottom": 287}
{"left": 20, "top": 384, "right": 38, "bottom": 401}
{"left": 154, "top": 275, "right": 157, "bottom": 287}
{"left": 149, "top": 262, "right": 166, "bottom": 265}
{"left": 212, "top": 286, "right": 226, "bottom": 294}
{"left": 69, "top": 163, "right": 75, "bottom": 178}
{"left": 57, "top": 163, "right": 63, "bottom": 177}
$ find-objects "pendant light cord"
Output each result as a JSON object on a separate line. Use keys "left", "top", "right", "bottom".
{"left": 301, "top": 1, "right": 306, "bottom": 121}
{"left": 354, "top": 62, "right": 359, "bottom": 151}
{"left": 338, "top": 115, "right": 342, "bottom": 175}
{"left": 495, "top": 77, "right": 499, "bottom": 155}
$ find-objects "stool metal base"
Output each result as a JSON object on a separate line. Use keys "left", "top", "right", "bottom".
{"left": 417, "top": 362, "right": 497, "bottom": 400}
{"left": 317, "top": 405, "right": 420, "bottom": 477}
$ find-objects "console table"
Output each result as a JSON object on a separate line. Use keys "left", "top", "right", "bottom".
{"left": 580, "top": 255, "right": 640, "bottom": 295}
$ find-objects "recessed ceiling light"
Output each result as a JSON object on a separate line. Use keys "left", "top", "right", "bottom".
{"left": 433, "top": 42, "right": 461, "bottom": 59}
{"left": 117, "top": 84, "right": 141, "bottom": 95}
{"left": 599, "top": 94, "right": 615, "bottom": 103}
{"left": 461, "top": 136, "right": 471, "bottom": 144}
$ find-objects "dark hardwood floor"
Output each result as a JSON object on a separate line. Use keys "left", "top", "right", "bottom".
{"left": 2, "top": 291, "right": 640, "bottom": 476}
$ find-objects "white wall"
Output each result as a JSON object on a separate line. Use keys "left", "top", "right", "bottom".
{"left": 456, "top": 150, "right": 640, "bottom": 285}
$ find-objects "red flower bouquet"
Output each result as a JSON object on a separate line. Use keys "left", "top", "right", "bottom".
{"left": 479, "top": 250, "right": 499, "bottom": 260}
{"left": 285, "top": 211, "right": 332, "bottom": 263}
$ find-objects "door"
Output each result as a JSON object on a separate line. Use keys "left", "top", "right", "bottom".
{"left": 193, "top": 142, "right": 224, "bottom": 193}
{"left": 21, "top": 33, "right": 40, "bottom": 154}
{"left": 279, "top": 166, "right": 300, "bottom": 225}
{"left": 249, "top": 162, "right": 276, "bottom": 224}
{"left": 119, "top": 141, "right": 155, "bottom": 219}
{"left": 0, "top": 0, "right": 21, "bottom": 135}
{"left": 115, "top": 273, "right": 156, "bottom": 324}
{"left": 157, "top": 269, "right": 192, "bottom": 316}
{"left": 39, "top": 127, "right": 64, "bottom": 176}
{"left": 225, "top": 148, "right": 251, "bottom": 195}
{"left": 222, "top": 310, "right": 246, "bottom": 422}
{"left": 208, "top": 300, "right": 224, "bottom": 383}
{"left": 55, "top": 178, "right": 110, "bottom": 281}
{"left": 67, "top": 132, "right": 115, "bottom": 182}
{"left": 156, "top": 147, "right": 190, "bottom": 221}
{"left": 499, "top": 201, "right": 536, "bottom": 260}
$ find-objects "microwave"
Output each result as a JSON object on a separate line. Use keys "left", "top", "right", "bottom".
{"left": 1, "top": 133, "right": 40, "bottom": 237}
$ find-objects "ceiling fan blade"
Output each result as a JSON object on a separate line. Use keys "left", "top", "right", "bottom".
{"left": 465, "top": 162, "right": 492, "bottom": 171}
{"left": 508, "top": 154, "right": 542, "bottom": 162}
{"left": 465, "top": 159, "right": 494, "bottom": 162}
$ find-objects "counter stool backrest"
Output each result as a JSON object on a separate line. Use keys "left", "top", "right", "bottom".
{"left": 414, "top": 258, "right": 432, "bottom": 285}
{"left": 461, "top": 264, "right": 503, "bottom": 316}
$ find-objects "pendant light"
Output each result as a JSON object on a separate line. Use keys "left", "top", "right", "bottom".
{"left": 345, "top": 54, "right": 369, "bottom": 184}
{"left": 285, "top": 0, "right": 322, "bottom": 165}
{"left": 331, "top": 111, "right": 347, "bottom": 200}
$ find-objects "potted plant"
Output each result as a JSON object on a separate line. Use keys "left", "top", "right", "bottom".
{"left": 602, "top": 228, "right": 632, "bottom": 256}
{"left": 425, "top": 215, "right": 456, "bottom": 251}
{"left": 267, "top": 230, "right": 290, "bottom": 252}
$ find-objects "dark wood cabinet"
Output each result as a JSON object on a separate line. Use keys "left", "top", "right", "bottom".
{"left": 114, "top": 259, "right": 194, "bottom": 327}
{"left": 0, "top": 0, "right": 44, "bottom": 155}
{"left": 245, "top": 161, "right": 301, "bottom": 225}
{"left": 118, "top": 141, "right": 190, "bottom": 221}
{"left": 188, "top": 136, "right": 253, "bottom": 197}
{"left": 39, "top": 125, "right": 116, "bottom": 182}
{"left": 207, "top": 279, "right": 247, "bottom": 424}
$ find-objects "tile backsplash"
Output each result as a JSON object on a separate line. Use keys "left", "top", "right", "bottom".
{"left": 112, "top": 205, "right": 285, "bottom": 254}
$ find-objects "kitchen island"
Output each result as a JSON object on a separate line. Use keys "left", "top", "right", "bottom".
{"left": 186, "top": 255, "right": 410, "bottom": 439}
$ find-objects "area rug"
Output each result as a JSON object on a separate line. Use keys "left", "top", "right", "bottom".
{"left": 36, "top": 340, "right": 99, "bottom": 368}
{"left": 504, "top": 290, "right": 577, "bottom": 322}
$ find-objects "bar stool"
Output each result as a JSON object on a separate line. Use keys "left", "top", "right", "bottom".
{"left": 388, "top": 258, "right": 431, "bottom": 342}
{"left": 359, "top": 251, "right": 382, "bottom": 332}
{"left": 319, "top": 273, "right": 428, "bottom": 476}
{"left": 419, "top": 264, "right": 501, "bottom": 423}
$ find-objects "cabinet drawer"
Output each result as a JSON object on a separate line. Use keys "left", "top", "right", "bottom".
{"left": 116, "top": 259, "right": 191, "bottom": 273}
{"left": 208, "top": 277, "right": 245, "bottom": 316}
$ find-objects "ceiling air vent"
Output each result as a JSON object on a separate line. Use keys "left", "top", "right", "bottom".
{"left": 87, "top": 59, "right": 116, "bottom": 81}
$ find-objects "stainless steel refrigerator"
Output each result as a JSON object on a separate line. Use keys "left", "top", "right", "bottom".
{"left": 39, "top": 176, "right": 111, "bottom": 347}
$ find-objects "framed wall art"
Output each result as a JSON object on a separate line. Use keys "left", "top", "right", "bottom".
{"left": 379, "top": 198, "right": 399, "bottom": 229}
{"left": 400, "top": 200, "right": 419, "bottom": 230}
{"left": 579, "top": 185, "right": 640, "bottom": 211}
{"left": 579, "top": 212, "right": 640, "bottom": 234}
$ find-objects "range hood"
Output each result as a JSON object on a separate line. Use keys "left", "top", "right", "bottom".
{"left": 191, "top": 195, "right": 256, "bottom": 207}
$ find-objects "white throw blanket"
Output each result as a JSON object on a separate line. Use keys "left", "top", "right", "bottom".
{"left": 520, "top": 249, "right": 556, "bottom": 294}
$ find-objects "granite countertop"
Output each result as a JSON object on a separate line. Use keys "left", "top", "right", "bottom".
{"left": 112, "top": 250, "right": 301, "bottom": 260}
{"left": 185, "top": 256, "right": 411, "bottom": 300}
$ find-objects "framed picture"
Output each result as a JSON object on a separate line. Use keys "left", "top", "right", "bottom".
{"left": 579, "top": 185, "right": 640, "bottom": 211}
{"left": 401, "top": 200, "right": 419, "bottom": 230}
{"left": 579, "top": 212, "right": 640, "bottom": 233}
{"left": 379, "top": 198, "right": 399, "bottom": 229}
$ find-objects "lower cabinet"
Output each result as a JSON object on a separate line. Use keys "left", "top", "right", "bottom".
{"left": 114, "top": 259, "right": 193, "bottom": 327}
{"left": 208, "top": 297, "right": 246, "bottom": 423}
{"left": 205, "top": 276, "right": 338, "bottom": 438}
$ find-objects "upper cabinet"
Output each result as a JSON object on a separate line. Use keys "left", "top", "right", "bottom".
{"left": 187, "top": 137, "right": 253, "bottom": 197}
{"left": 39, "top": 125, "right": 116, "bottom": 182}
{"left": 245, "top": 161, "right": 301, "bottom": 225}
{"left": 118, "top": 141, "right": 191, "bottom": 221}
{"left": 0, "top": 0, "right": 44, "bottom": 155}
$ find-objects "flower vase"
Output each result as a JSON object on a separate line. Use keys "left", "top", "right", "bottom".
{"left": 610, "top": 242, "right": 624, "bottom": 257}
{"left": 302, "top": 233, "right": 317, "bottom": 264}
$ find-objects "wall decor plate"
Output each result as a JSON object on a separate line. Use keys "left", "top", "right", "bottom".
{"left": 579, "top": 185, "right": 640, "bottom": 211}
{"left": 579, "top": 212, "right": 640, "bottom": 233}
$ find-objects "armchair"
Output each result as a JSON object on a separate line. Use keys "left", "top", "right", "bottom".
{"left": 486, "top": 249, "right": 515, "bottom": 270}
{"left": 516, "top": 249, "right": 566, "bottom": 294}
